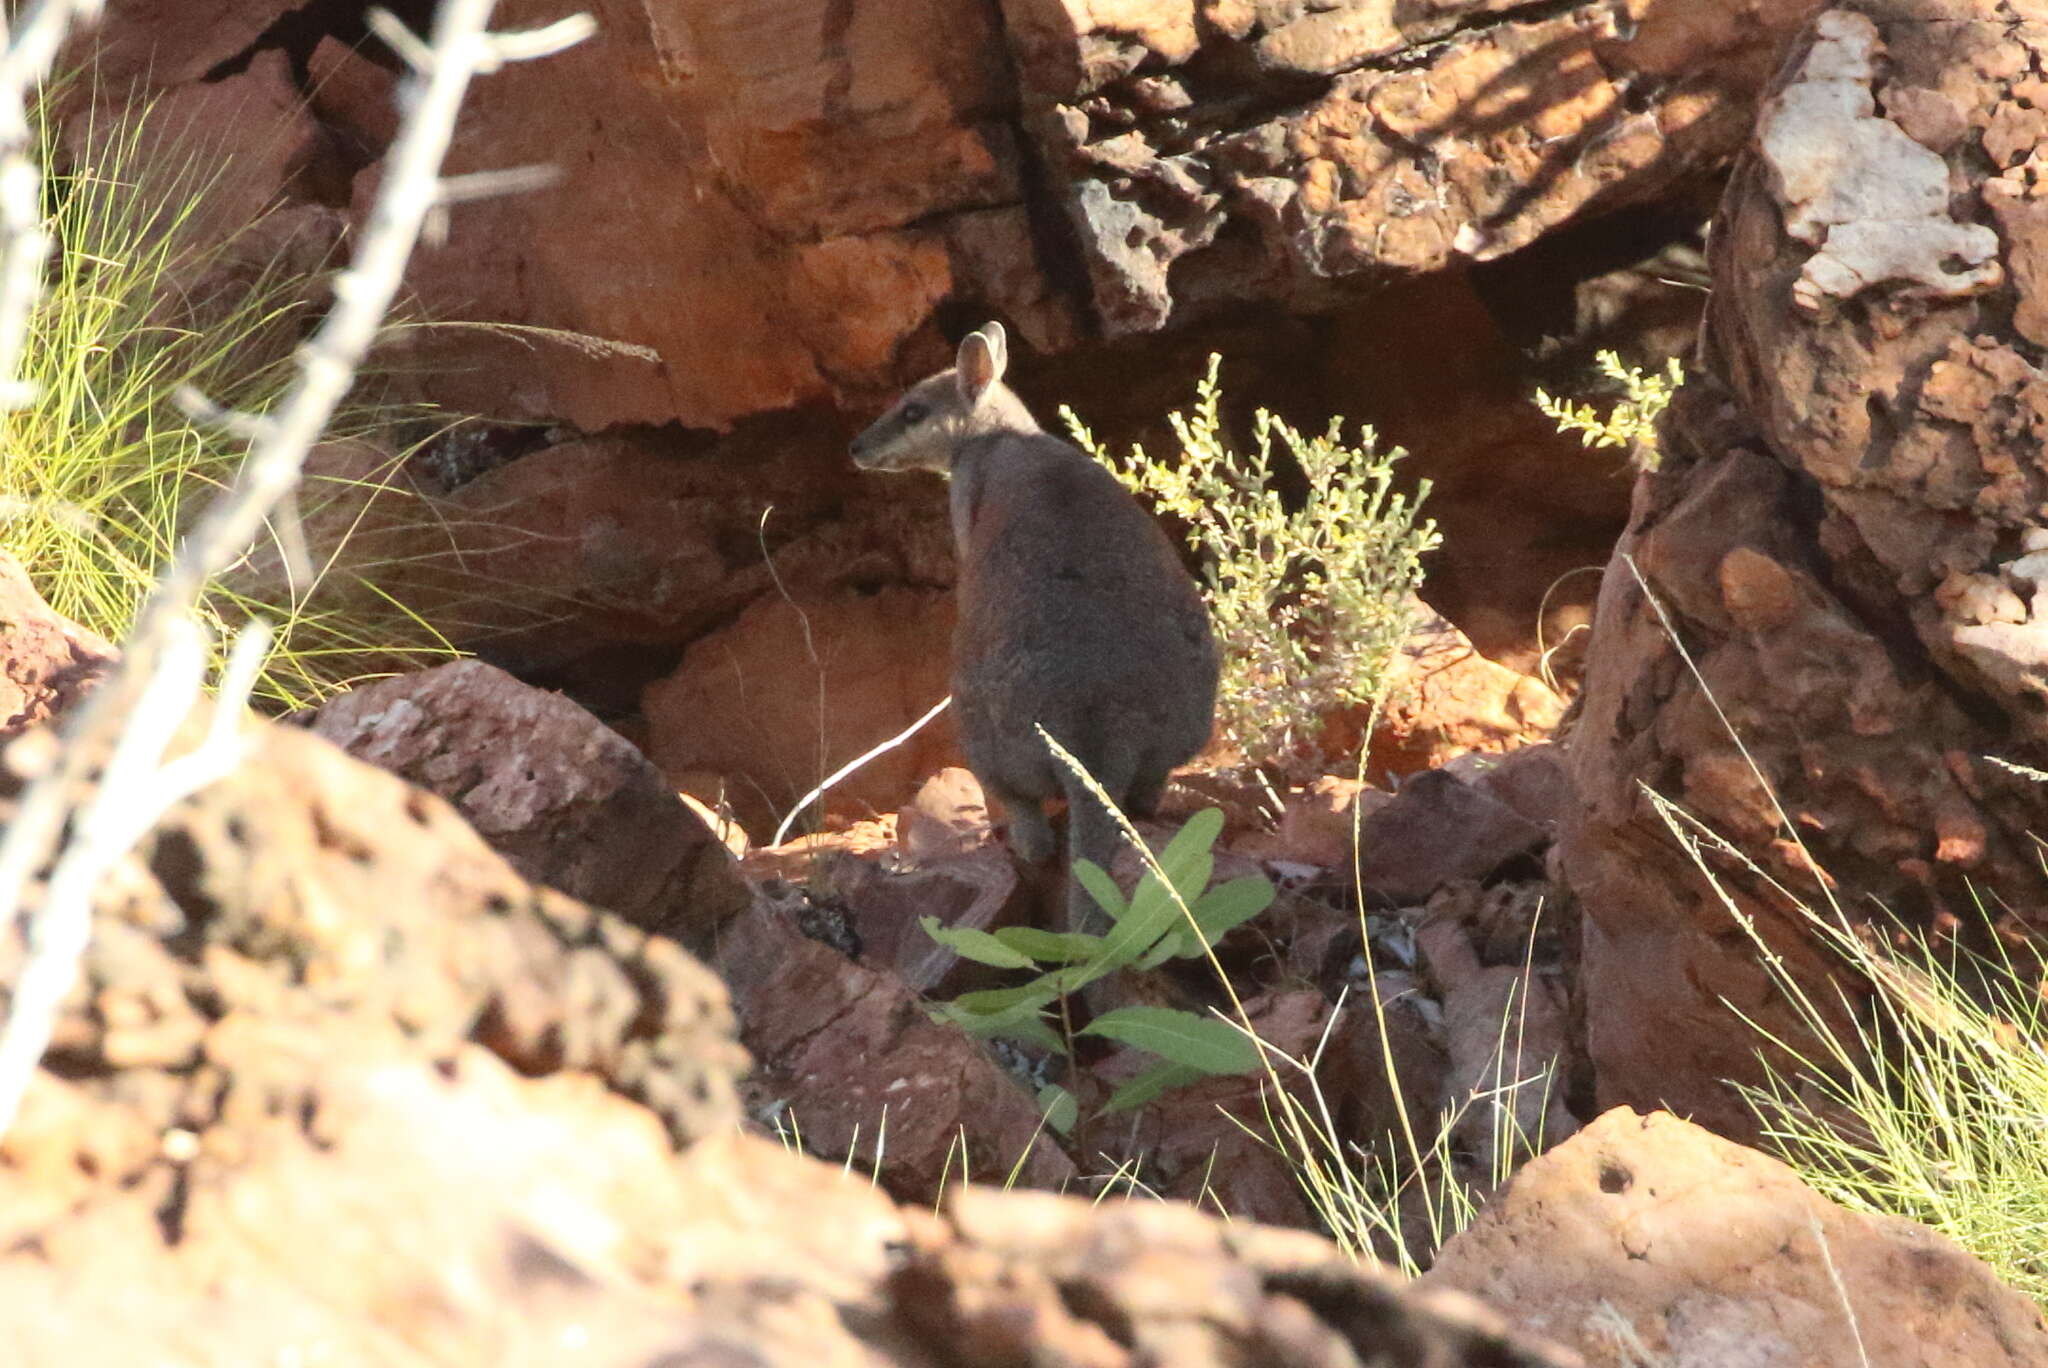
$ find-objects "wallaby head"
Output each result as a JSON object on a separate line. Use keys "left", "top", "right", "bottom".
{"left": 850, "top": 322, "right": 1040, "bottom": 473}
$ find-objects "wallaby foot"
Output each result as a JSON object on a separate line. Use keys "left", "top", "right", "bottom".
{"left": 992, "top": 787, "right": 1057, "bottom": 865}
{"left": 1126, "top": 767, "right": 1170, "bottom": 821}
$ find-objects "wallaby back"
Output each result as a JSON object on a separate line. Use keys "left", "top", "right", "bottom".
{"left": 852, "top": 323, "right": 1219, "bottom": 937}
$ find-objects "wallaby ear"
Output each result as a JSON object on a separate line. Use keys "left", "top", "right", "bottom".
{"left": 955, "top": 323, "right": 1008, "bottom": 404}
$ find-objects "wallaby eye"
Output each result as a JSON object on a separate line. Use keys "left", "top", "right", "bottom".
{"left": 901, "top": 402, "right": 929, "bottom": 426}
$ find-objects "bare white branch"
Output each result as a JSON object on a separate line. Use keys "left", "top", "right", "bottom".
{"left": 0, "top": 0, "right": 108, "bottom": 409}
{"left": 365, "top": 7, "right": 437, "bottom": 75}
{"left": 771, "top": 695, "right": 955, "bottom": 849}
{"left": 483, "top": 14, "right": 598, "bottom": 66}
{"left": 0, "top": 0, "right": 595, "bottom": 1139}
{"left": 437, "top": 163, "right": 563, "bottom": 203}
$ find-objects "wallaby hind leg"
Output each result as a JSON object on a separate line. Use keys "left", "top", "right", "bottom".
{"left": 1125, "top": 764, "right": 1172, "bottom": 820}
{"left": 1059, "top": 753, "right": 1137, "bottom": 939}
{"left": 987, "top": 782, "right": 1057, "bottom": 866}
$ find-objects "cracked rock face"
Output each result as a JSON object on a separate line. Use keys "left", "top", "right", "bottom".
{"left": 63, "top": 0, "right": 1792, "bottom": 818}
{"left": 1561, "top": 0, "right": 2048, "bottom": 1135}
{"left": 1004, "top": 0, "right": 1827, "bottom": 334}
{"left": 311, "top": 658, "right": 755, "bottom": 955}
{"left": 80, "top": 0, "right": 1820, "bottom": 421}
{"left": 363, "top": 0, "right": 1080, "bottom": 431}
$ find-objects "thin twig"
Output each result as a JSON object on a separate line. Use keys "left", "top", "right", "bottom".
{"left": 771, "top": 694, "right": 954, "bottom": 848}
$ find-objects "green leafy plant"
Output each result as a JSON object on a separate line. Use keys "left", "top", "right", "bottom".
{"left": 922, "top": 806, "right": 1274, "bottom": 1126}
{"left": 2, "top": 89, "right": 459, "bottom": 708}
{"left": 1065, "top": 358, "right": 1439, "bottom": 776}
{"left": 1533, "top": 350, "right": 1684, "bottom": 472}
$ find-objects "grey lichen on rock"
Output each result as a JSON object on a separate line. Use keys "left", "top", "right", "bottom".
{"left": 1758, "top": 9, "right": 2001, "bottom": 313}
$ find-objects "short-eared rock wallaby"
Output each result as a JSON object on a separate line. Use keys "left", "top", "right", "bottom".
{"left": 851, "top": 322, "right": 1219, "bottom": 936}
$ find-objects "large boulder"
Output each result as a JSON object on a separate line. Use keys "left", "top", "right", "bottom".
{"left": 1559, "top": 0, "right": 2048, "bottom": 1132}
{"left": 311, "top": 658, "right": 754, "bottom": 952}
{"left": 1426, "top": 1108, "right": 2048, "bottom": 1366}
{"left": 1003, "top": 0, "right": 1825, "bottom": 334}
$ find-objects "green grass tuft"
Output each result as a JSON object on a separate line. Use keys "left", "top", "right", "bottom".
{"left": 3, "top": 87, "right": 460, "bottom": 708}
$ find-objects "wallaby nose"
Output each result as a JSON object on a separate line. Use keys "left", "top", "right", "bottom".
{"left": 849, "top": 434, "right": 869, "bottom": 464}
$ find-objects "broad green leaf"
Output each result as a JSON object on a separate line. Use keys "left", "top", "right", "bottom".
{"left": 1156, "top": 807, "right": 1223, "bottom": 895}
{"left": 1134, "top": 935, "right": 1182, "bottom": 971}
{"left": 1071, "top": 858, "right": 1126, "bottom": 920}
{"left": 1096, "top": 874, "right": 1183, "bottom": 969}
{"left": 1104, "top": 1061, "right": 1206, "bottom": 1114}
{"left": 920, "top": 916, "right": 1035, "bottom": 969}
{"left": 951, "top": 982, "right": 1060, "bottom": 1018}
{"left": 1179, "top": 876, "right": 1274, "bottom": 955}
{"left": 1164, "top": 846, "right": 1214, "bottom": 907}
{"left": 1048, "top": 962, "right": 1108, "bottom": 995}
{"left": 990, "top": 1012, "right": 1067, "bottom": 1054}
{"left": 1081, "top": 1006, "right": 1261, "bottom": 1075}
{"left": 1163, "top": 806, "right": 1225, "bottom": 862}
{"left": 994, "top": 926, "right": 1103, "bottom": 964}
{"left": 1037, "top": 1084, "right": 1079, "bottom": 1134}
{"left": 938, "top": 985, "right": 1066, "bottom": 1053}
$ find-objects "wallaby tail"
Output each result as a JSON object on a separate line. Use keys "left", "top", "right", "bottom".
{"left": 1060, "top": 757, "right": 1131, "bottom": 939}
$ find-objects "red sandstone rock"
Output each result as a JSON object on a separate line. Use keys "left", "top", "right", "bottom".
{"left": 311, "top": 658, "right": 753, "bottom": 953}
{"left": 1418, "top": 885, "right": 1580, "bottom": 1172}
{"left": 712, "top": 896, "right": 1077, "bottom": 1199}
{"left": 1560, "top": 0, "right": 2048, "bottom": 1133}
{"left": 1354, "top": 769, "right": 1547, "bottom": 906}
{"left": 64, "top": 49, "right": 322, "bottom": 257}
{"left": 1426, "top": 1108, "right": 2048, "bottom": 1367}
{"left": 1003, "top": 0, "right": 1823, "bottom": 334}
{"left": 1342, "top": 600, "right": 1568, "bottom": 778}
{"left": 371, "top": 0, "right": 1074, "bottom": 430}
{"left": 74, "top": 0, "right": 302, "bottom": 90}
{"left": 644, "top": 586, "right": 964, "bottom": 838}
{"left": 1099, "top": 987, "right": 1447, "bottom": 1229}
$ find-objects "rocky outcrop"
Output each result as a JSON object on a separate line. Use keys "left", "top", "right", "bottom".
{"left": 1005, "top": 0, "right": 1825, "bottom": 334}
{"left": 61, "top": 0, "right": 1807, "bottom": 756}
{"left": 87, "top": 716, "right": 742, "bottom": 1144}
{"left": 1347, "top": 600, "right": 1567, "bottom": 776}
{"left": 1559, "top": 0, "right": 2048, "bottom": 1133}
{"left": 378, "top": 0, "right": 1075, "bottom": 431}
{"left": 0, "top": 600, "right": 1572, "bottom": 1365}
{"left": 1426, "top": 1108, "right": 2048, "bottom": 1367}
{"left": 712, "top": 892, "right": 1081, "bottom": 1201}
{"left": 184, "top": 0, "right": 1821, "bottom": 428}
{"left": 643, "top": 585, "right": 963, "bottom": 839}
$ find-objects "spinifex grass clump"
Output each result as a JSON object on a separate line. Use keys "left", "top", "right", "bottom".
{"left": 1742, "top": 896, "right": 2048, "bottom": 1302}
{"left": 1065, "top": 358, "right": 1438, "bottom": 776}
{"left": 1, "top": 92, "right": 457, "bottom": 708}
{"left": 1642, "top": 781, "right": 2048, "bottom": 1306}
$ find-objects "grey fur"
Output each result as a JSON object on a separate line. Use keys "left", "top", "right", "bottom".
{"left": 852, "top": 323, "right": 1219, "bottom": 936}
